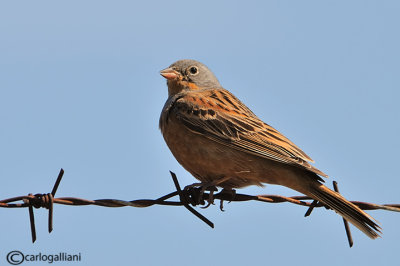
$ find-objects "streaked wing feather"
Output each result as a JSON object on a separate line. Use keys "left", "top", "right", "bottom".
{"left": 171, "top": 89, "right": 328, "bottom": 178}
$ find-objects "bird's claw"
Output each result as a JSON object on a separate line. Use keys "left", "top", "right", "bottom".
{"left": 219, "top": 188, "right": 236, "bottom": 211}
{"left": 183, "top": 182, "right": 218, "bottom": 207}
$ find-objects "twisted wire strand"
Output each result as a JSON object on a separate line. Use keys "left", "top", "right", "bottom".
{"left": 1, "top": 169, "right": 399, "bottom": 245}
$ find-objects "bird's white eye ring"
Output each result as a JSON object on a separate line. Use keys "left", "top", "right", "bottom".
{"left": 189, "top": 66, "right": 198, "bottom": 75}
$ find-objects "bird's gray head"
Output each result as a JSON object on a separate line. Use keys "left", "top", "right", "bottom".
{"left": 160, "top": 59, "right": 222, "bottom": 96}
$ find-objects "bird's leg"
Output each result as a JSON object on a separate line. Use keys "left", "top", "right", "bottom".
{"left": 219, "top": 188, "right": 236, "bottom": 211}
{"left": 200, "top": 187, "right": 217, "bottom": 209}
{"left": 183, "top": 176, "right": 231, "bottom": 207}
{"left": 183, "top": 182, "right": 216, "bottom": 206}
{"left": 201, "top": 176, "right": 233, "bottom": 206}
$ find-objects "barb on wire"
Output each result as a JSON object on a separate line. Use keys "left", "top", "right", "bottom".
{"left": 1, "top": 169, "right": 399, "bottom": 245}
{"left": 333, "top": 181, "right": 353, "bottom": 247}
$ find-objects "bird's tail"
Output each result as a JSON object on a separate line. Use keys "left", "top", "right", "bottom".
{"left": 307, "top": 183, "right": 381, "bottom": 239}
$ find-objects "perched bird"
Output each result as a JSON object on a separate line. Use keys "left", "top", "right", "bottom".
{"left": 159, "top": 59, "right": 381, "bottom": 239}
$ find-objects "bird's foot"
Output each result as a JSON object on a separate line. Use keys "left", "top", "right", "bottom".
{"left": 183, "top": 177, "right": 232, "bottom": 207}
{"left": 183, "top": 182, "right": 218, "bottom": 207}
{"left": 219, "top": 188, "right": 236, "bottom": 211}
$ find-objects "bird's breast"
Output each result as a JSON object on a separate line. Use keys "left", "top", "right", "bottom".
{"left": 160, "top": 111, "right": 283, "bottom": 188}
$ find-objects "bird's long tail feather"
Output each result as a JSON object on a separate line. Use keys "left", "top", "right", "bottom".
{"left": 308, "top": 183, "right": 381, "bottom": 239}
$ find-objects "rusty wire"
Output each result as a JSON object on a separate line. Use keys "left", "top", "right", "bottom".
{"left": 1, "top": 169, "right": 399, "bottom": 246}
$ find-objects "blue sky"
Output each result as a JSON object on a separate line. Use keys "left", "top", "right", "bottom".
{"left": 1, "top": 1, "right": 399, "bottom": 265}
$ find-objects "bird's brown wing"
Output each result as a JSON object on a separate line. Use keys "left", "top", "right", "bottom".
{"left": 168, "top": 88, "right": 328, "bottom": 178}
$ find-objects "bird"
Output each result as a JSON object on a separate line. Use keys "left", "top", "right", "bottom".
{"left": 159, "top": 59, "right": 381, "bottom": 239}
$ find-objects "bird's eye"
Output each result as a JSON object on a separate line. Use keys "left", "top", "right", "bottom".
{"left": 189, "top": 66, "right": 198, "bottom": 75}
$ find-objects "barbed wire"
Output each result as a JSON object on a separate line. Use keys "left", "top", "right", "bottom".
{"left": 1, "top": 169, "right": 399, "bottom": 246}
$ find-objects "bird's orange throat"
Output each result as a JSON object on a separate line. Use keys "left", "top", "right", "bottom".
{"left": 167, "top": 80, "right": 202, "bottom": 96}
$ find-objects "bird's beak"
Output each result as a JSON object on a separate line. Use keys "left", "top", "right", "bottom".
{"left": 160, "top": 67, "right": 180, "bottom": 80}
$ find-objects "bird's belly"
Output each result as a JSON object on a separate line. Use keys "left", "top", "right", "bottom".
{"left": 162, "top": 118, "right": 300, "bottom": 189}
